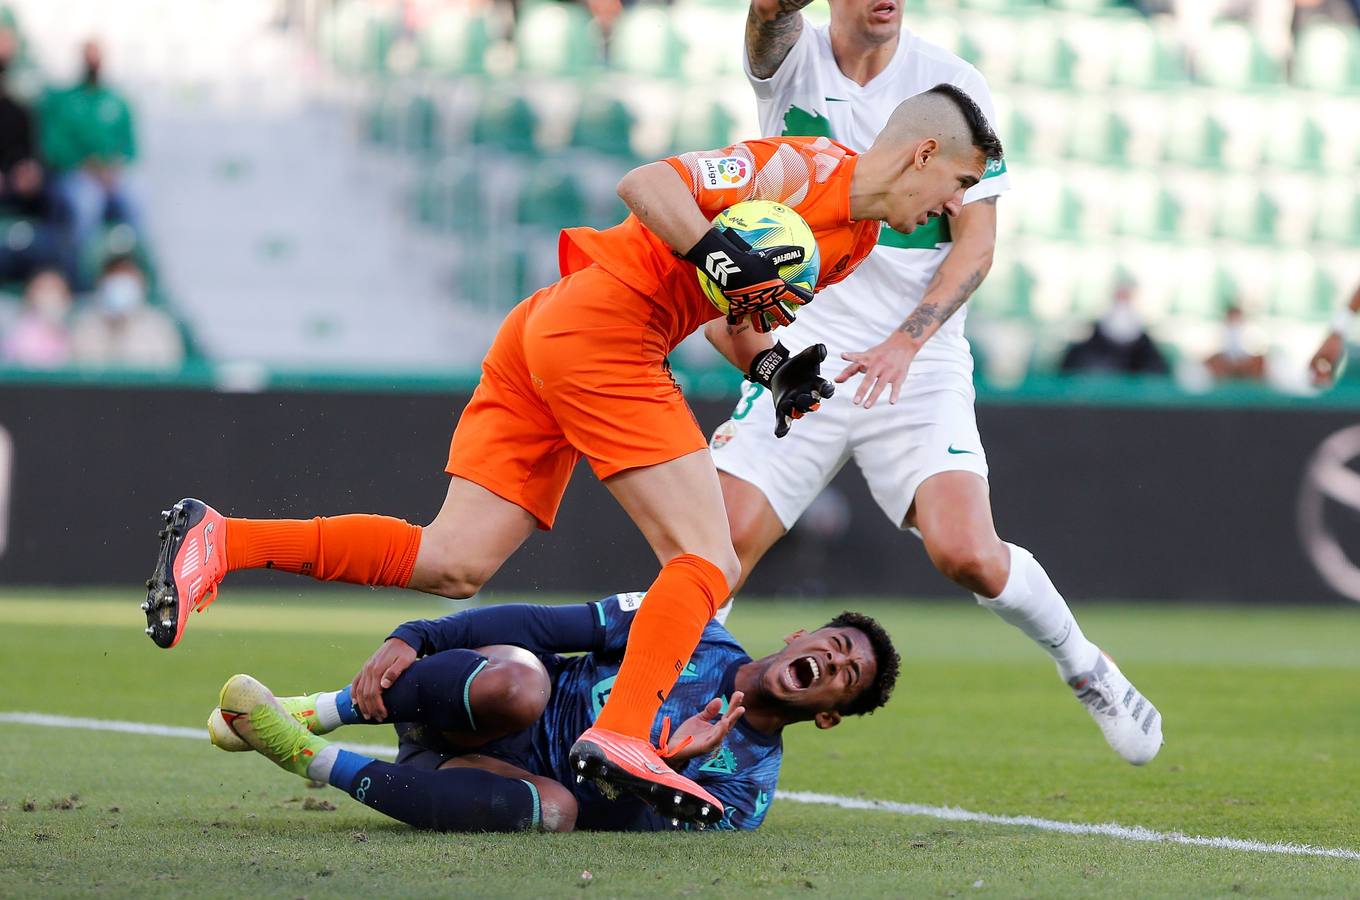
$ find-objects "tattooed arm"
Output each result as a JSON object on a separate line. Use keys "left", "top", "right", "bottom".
{"left": 746, "top": 0, "right": 815, "bottom": 80}
{"left": 836, "top": 197, "right": 998, "bottom": 408}
{"left": 705, "top": 316, "right": 775, "bottom": 371}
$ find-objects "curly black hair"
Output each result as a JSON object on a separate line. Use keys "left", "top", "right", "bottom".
{"left": 822, "top": 611, "right": 900, "bottom": 717}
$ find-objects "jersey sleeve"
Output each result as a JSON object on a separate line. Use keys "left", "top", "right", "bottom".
{"left": 743, "top": 17, "right": 816, "bottom": 102}
{"left": 388, "top": 602, "right": 602, "bottom": 657}
{"left": 663, "top": 138, "right": 852, "bottom": 223}
{"left": 591, "top": 591, "right": 648, "bottom": 660}
{"left": 951, "top": 67, "right": 1011, "bottom": 204}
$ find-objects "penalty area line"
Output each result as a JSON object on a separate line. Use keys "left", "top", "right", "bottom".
{"left": 3, "top": 711, "right": 1357, "bottom": 861}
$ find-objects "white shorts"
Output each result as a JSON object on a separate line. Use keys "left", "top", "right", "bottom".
{"left": 710, "top": 370, "right": 989, "bottom": 530}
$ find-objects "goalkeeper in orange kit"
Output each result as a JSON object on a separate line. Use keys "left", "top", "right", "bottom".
{"left": 143, "top": 84, "right": 1001, "bottom": 825}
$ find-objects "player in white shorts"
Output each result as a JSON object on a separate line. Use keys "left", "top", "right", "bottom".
{"left": 705, "top": 0, "right": 1163, "bottom": 765}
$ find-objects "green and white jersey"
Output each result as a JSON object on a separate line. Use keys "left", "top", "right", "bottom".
{"left": 745, "top": 23, "right": 1010, "bottom": 376}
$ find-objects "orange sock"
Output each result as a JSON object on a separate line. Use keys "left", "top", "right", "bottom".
{"left": 594, "top": 553, "right": 729, "bottom": 738}
{"left": 224, "top": 515, "right": 422, "bottom": 587}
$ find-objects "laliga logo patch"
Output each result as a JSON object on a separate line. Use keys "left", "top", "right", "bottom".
{"left": 699, "top": 155, "right": 751, "bottom": 189}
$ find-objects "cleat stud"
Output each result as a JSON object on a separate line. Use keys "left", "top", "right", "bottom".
{"left": 700, "top": 805, "right": 710, "bottom": 817}
{"left": 577, "top": 759, "right": 586, "bottom": 770}
{"left": 575, "top": 775, "right": 584, "bottom": 784}
{"left": 160, "top": 509, "right": 171, "bottom": 518}
{"left": 145, "top": 579, "right": 154, "bottom": 589}
{"left": 144, "top": 626, "right": 154, "bottom": 635}
{"left": 671, "top": 818, "right": 679, "bottom": 827}
{"left": 673, "top": 793, "right": 682, "bottom": 805}
{"left": 140, "top": 601, "right": 149, "bottom": 611}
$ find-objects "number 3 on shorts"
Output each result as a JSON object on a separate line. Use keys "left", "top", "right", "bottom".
{"left": 731, "top": 381, "right": 765, "bottom": 420}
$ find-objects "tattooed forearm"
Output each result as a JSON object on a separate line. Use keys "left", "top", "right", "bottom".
{"left": 897, "top": 267, "right": 987, "bottom": 342}
{"left": 745, "top": 0, "right": 811, "bottom": 79}
{"left": 899, "top": 302, "right": 939, "bottom": 340}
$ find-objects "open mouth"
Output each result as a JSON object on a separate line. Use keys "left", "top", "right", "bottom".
{"left": 870, "top": 1, "right": 897, "bottom": 21}
{"left": 784, "top": 655, "right": 822, "bottom": 692}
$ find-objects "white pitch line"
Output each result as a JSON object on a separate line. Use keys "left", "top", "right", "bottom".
{"left": 3, "top": 711, "right": 1357, "bottom": 862}
{"left": 0, "top": 711, "right": 396, "bottom": 758}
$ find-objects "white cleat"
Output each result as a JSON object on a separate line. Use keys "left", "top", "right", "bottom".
{"left": 1068, "top": 651, "right": 1163, "bottom": 765}
{"left": 207, "top": 707, "right": 250, "bottom": 752}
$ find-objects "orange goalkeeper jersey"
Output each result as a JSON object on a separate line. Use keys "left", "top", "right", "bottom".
{"left": 558, "top": 136, "right": 879, "bottom": 349}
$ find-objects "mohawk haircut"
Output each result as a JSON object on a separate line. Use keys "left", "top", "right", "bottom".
{"left": 926, "top": 82, "right": 1005, "bottom": 163}
{"left": 823, "top": 611, "right": 900, "bottom": 717}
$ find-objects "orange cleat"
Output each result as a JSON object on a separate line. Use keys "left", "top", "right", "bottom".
{"left": 142, "top": 498, "right": 227, "bottom": 649}
{"left": 568, "top": 725, "right": 725, "bottom": 827}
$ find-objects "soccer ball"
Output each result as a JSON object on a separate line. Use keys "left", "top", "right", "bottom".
{"left": 696, "top": 200, "right": 820, "bottom": 328}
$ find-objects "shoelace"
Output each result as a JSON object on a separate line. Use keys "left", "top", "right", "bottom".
{"left": 254, "top": 704, "right": 314, "bottom": 763}
{"left": 654, "top": 716, "right": 693, "bottom": 760}
{"left": 193, "top": 581, "right": 220, "bottom": 613}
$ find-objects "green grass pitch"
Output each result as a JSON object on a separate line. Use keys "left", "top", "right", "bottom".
{"left": 1, "top": 588, "right": 1357, "bottom": 897}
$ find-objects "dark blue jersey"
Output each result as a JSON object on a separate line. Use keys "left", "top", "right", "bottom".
{"left": 389, "top": 593, "right": 782, "bottom": 831}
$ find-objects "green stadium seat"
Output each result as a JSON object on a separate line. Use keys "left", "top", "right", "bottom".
{"left": 1013, "top": 20, "right": 1077, "bottom": 87}
{"left": 1016, "top": 174, "right": 1083, "bottom": 239}
{"left": 570, "top": 95, "right": 637, "bottom": 158}
{"left": 516, "top": 3, "right": 602, "bottom": 76}
{"left": 471, "top": 93, "right": 539, "bottom": 154}
{"left": 1214, "top": 183, "right": 1280, "bottom": 244}
{"left": 516, "top": 165, "right": 588, "bottom": 227}
{"left": 1163, "top": 101, "right": 1227, "bottom": 168}
{"left": 1195, "top": 22, "right": 1283, "bottom": 89}
{"left": 610, "top": 6, "right": 686, "bottom": 78}
{"left": 419, "top": 7, "right": 492, "bottom": 75}
{"left": 1114, "top": 175, "right": 1180, "bottom": 240}
{"left": 323, "top": 1, "right": 399, "bottom": 74}
{"left": 971, "top": 259, "right": 1034, "bottom": 319}
{"left": 1268, "top": 252, "right": 1335, "bottom": 322}
{"left": 1066, "top": 105, "right": 1129, "bottom": 164}
{"left": 1293, "top": 23, "right": 1360, "bottom": 92}
{"left": 1111, "top": 19, "right": 1187, "bottom": 87}
{"left": 412, "top": 162, "right": 483, "bottom": 234}
{"left": 669, "top": 98, "right": 734, "bottom": 155}
{"left": 1168, "top": 254, "right": 1236, "bottom": 320}
{"left": 402, "top": 94, "right": 441, "bottom": 156}
{"left": 1260, "top": 103, "right": 1324, "bottom": 170}
{"left": 1314, "top": 183, "right": 1360, "bottom": 245}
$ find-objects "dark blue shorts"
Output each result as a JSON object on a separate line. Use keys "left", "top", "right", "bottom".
{"left": 393, "top": 721, "right": 541, "bottom": 774}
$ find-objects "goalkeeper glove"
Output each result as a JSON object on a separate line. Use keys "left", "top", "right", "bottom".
{"left": 684, "top": 228, "right": 814, "bottom": 334}
{"left": 748, "top": 342, "right": 834, "bottom": 438}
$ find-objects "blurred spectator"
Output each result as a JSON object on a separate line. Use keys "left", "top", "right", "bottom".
{"left": 71, "top": 256, "right": 183, "bottom": 369}
{"left": 1204, "top": 304, "right": 1267, "bottom": 381}
{"left": 39, "top": 39, "right": 140, "bottom": 288}
{"left": 0, "top": 25, "right": 59, "bottom": 280}
{"left": 1060, "top": 279, "right": 1170, "bottom": 375}
{"left": 1, "top": 268, "right": 72, "bottom": 369}
{"left": 1293, "top": 0, "right": 1360, "bottom": 28}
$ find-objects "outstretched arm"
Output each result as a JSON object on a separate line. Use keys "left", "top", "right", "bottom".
{"left": 836, "top": 197, "right": 997, "bottom": 407}
{"left": 746, "top": 0, "right": 814, "bottom": 79}
{"left": 1309, "top": 281, "right": 1360, "bottom": 387}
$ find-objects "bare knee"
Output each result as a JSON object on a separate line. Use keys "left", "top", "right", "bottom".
{"left": 928, "top": 537, "right": 1010, "bottom": 597}
{"left": 469, "top": 645, "right": 551, "bottom": 733}
{"left": 532, "top": 778, "right": 578, "bottom": 833}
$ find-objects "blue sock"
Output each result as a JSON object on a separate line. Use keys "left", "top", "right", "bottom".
{"left": 377, "top": 649, "right": 490, "bottom": 730}
{"left": 325, "top": 748, "right": 373, "bottom": 791}
{"left": 343, "top": 760, "right": 540, "bottom": 832}
{"left": 329, "top": 649, "right": 489, "bottom": 729}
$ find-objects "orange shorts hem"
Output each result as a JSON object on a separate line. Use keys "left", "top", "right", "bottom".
{"left": 445, "top": 461, "right": 560, "bottom": 532}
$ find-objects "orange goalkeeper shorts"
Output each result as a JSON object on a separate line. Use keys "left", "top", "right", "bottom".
{"left": 446, "top": 264, "right": 709, "bottom": 530}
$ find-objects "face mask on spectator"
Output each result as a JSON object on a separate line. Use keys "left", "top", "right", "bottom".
{"left": 98, "top": 272, "right": 144, "bottom": 317}
{"left": 1100, "top": 304, "right": 1143, "bottom": 346}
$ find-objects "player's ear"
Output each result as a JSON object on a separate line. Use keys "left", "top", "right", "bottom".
{"left": 784, "top": 629, "right": 806, "bottom": 645}
{"left": 814, "top": 710, "right": 842, "bottom": 730}
{"left": 915, "top": 138, "right": 938, "bottom": 169}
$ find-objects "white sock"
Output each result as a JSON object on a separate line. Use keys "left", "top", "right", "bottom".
{"left": 974, "top": 543, "right": 1100, "bottom": 682}
{"left": 713, "top": 599, "right": 734, "bottom": 627}
{"left": 306, "top": 743, "right": 340, "bottom": 783}
{"left": 314, "top": 691, "right": 345, "bottom": 732}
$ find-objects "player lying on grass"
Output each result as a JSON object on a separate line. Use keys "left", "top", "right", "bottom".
{"left": 208, "top": 592, "right": 899, "bottom": 832}
{"left": 145, "top": 84, "right": 998, "bottom": 825}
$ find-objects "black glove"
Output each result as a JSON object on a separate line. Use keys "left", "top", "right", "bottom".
{"left": 748, "top": 342, "right": 834, "bottom": 438}
{"left": 684, "top": 228, "right": 814, "bottom": 334}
